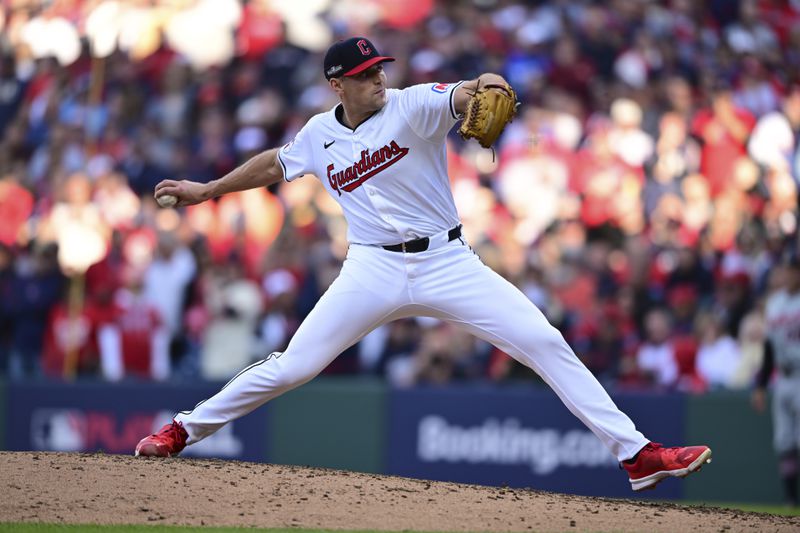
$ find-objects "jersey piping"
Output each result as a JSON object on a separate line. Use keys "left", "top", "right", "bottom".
{"left": 449, "top": 81, "right": 465, "bottom": 120}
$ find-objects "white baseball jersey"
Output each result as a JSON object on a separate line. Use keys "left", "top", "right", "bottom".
{"left": 277, "top": 82, "right": 464, "bottom": 245}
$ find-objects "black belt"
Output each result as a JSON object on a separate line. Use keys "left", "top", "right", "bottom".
{"left": 382, "top": 225, "right": 462, "bottom": 253}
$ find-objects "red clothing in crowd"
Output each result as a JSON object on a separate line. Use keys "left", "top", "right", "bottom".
{"left": 572, "top": 148, "right": 642, "bottom": 228}
{"left": 41, "top": 302, "right": 100, "bottom": 378}
{"left": 691, "top": 107, "right": 756, "bottom": 197}
{"left": 0, "top": 180, "right": 34, "bottom": 247}
{"left": 100, "top": 289, "right": 167, "bottom": 380}
{"left": 113, "top": 294, "right": 163, "bottom": 377}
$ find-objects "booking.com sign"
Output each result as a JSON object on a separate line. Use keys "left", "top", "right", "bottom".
{"left": 387, "top": 385, "right": 685, "bottom": 498}
{"left": 416, "top": 415, "right": 618, "bottom": 475}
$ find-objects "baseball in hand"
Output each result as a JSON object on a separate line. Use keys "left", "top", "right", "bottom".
{"left": 156, "top": 194, "right": 178, "bottom": 208}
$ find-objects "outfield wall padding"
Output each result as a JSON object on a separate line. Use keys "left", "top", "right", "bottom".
{"left": 268, "top": 378, "right": 386, "bottom": 474}
{"left": 684, "top": 390, "right": 782, "bottom": 503}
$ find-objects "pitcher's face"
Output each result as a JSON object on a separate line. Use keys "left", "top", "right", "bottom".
{"left": 332, "top": 64, "right": 388, "bottom": 112}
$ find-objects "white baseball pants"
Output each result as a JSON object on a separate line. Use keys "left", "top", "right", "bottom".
{"left": 175, "top": 229, "right": 649, "bottom": 461}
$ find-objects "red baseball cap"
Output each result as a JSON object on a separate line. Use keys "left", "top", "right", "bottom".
{"left": 324, "top": 37, "right": 395, "bottom": 80}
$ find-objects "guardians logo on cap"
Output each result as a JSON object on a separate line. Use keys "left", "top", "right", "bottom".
{"left": 324, "top": 37, "right": 395, "bottom": 80}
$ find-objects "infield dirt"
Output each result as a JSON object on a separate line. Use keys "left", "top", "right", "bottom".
{"left": 0, "top": 451, "right": 797, "bottom": 532}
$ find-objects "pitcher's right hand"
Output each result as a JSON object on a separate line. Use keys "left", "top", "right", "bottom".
{"left": 154, "top": 179, "right": 209, "bottom": 208}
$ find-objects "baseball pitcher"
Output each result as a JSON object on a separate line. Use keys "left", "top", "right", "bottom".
{"left": 136, "top": 37, "right": 711, "bottom": 491}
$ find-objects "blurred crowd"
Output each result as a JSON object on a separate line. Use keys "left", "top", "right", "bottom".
{"left": 1, "top": 0, "right": 800, "bottom": 393}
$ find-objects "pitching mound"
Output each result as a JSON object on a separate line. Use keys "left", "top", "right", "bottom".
{"left": 0, "top": 451, "right": 797, "bottom": 532}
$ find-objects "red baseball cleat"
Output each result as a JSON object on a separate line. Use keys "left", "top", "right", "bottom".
{"left": 622, "top": 442, "right": 712, "bottom": 491}
{"left": 134, "top": 420, "right": 188, "bottom": 458}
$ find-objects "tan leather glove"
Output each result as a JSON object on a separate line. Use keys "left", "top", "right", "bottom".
{"left": 458, "top": 82, "right": 518, "bottom": 149}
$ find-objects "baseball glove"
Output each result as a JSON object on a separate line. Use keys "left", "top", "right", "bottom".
{"left": 458, "top": 82, "right": 518, "bottom": 149}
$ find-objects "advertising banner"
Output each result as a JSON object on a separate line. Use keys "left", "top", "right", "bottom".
{"left": 6, "top": 380, "right": 269, "bottom": 462}
{"left": 387, "top": 385, "right": 685, "bottom": 498}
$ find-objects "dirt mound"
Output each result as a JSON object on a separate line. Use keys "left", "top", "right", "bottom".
{"left": 0, "top": 451, "right": 796, "bottom": 532}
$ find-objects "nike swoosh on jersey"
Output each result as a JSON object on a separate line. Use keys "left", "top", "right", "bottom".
{"left": 324, "top": 140, "right": 336, "bottom": 149}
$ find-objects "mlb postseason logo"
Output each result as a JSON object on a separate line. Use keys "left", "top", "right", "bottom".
{"left": 431, "top": 83, "right": 450, "bottom": 93}
{"left": 28, "top": 407, "right": 243, "bottom": 457}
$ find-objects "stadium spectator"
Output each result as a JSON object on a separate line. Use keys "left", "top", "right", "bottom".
{"left": 406, "top": 321, "right": 487, "bottom": 387}
{"left": 142, "top": 230, "right": 197, "bottom": 366}
{"left": 691, "top": 83, "right": 756, "bottom": 198}
{"left": 0, "top": 0, "right": 798, "bottom": 391}
{"left": 725, "top": 0, "right": 780, "bottom": 60}
{"left": 729, "top": 310, "right": 766, "bottom": 390}
{"left": 0, "top": 54, "right": 27, "bottom": 137}
{"left": 98, "top": 265, "right": 169, "bottom": 381}
{"left": 199, "top": 260, "right": 263, "bottom": 380}
{"left": 0, "top": 243, "right": 13, "bottom": 374}
{"left": 0, "top": 173, "right": 35, "bottom": 247}
{"left": 40, "top": 283, "right": 100, "bottom": 379}
{"left": 363, "top": 319, "right": 424, "bottom": 379}
{"left": 642, "top": 112, "right": 700, "bottom": 220}
{"left": 694, "top": 310, "right": 743, "bottom": 389}
{"left": 748, "top": 84, "right": 800, "bottom": 182}
{"left": 258, "top": 267, "right": 300, "bottom": 356}
{"left": 6, "top": 243, "right": 64, "bottom": 378}
{"left": 608, "top": 98, "right": 654, "bottom": 170}
{"left": 572, "top": 301, "right": 636, "bottom": 384}
{"left": 636, "top": 308, "right": 679, "bottom": 389}
{"left": 713, "top": 270, "right": 754, "bottom": 339}
{"left": 43, "top": 171, "right": 110, "bottom": 275}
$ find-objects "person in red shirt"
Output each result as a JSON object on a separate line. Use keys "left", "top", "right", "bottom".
{"left": 691, "top": 84, "right": 756, "bottom": 198}
{"left": 41, "top": 291, "right": 100, "bottom": 379}
{"left": 0, "top": 176, "right": 34, "bottom": 247}
{"left": 98, "top": 265, "right": 169, "bottom": 381}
